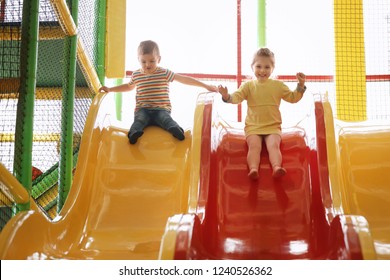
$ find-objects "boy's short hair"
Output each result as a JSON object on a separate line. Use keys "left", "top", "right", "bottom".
{"left": 138, "top": 40, "right": 160, "bottom": 56}
{"left": 252, "top": 47, "right": 275, "bottom": 67}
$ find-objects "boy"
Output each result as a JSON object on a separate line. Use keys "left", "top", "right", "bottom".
{"left": 99, "top": 40, "right": 217, "bottom": 144}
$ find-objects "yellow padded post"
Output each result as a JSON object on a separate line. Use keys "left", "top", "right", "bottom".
{"left": 105, "top": 0, "right": 126, "bottom": 78}
{"left": 334, "top": 0, "right": 367, "bottom": 121}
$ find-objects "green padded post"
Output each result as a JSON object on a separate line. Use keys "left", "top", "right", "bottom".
{"left": 115, "top": 78, "right": 123, "bottom": 121}
{"left": 13, "top": 0, "right": 40, "bottom": 212}
{"left": 97, "top": 0, "right": 107, "bottom": 84}
{"left": 58, "top": 0, "right": 79, "bottom": 212}
{"left": 258, "top": 0, "right": 266, "bottom": 47}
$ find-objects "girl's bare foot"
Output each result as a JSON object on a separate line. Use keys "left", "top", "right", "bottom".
{"left": 272, "top": 166, "right": 286, "bottom": 178}
{"left": 248, "top": 168, "right": 259, "bottom": 180}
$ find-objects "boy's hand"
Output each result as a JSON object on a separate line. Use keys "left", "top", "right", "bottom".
{"left": 98, "top": 86, "right": 110, "bottom": 93}
{"left": 206, "top": 85, "right": 218, "bottom": 92}
{"left": 296, "top": 72, "right": 306, "bottom": 87}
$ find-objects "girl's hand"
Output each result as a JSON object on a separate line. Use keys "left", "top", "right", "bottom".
{"left": 296, "top": 72, "right": 306, "bottom": 86}
{"left": 218, "top": 85, "right": 230, "bottom": 101}
{"left": 98, "top": 86, "right": 110, "bottom": 93}
{"left": 218, "top": 85, "right": 228, "bottom": 95}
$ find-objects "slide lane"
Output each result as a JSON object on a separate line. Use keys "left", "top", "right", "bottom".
{"left": 0, "top": 92, "right": 201, "bottom": 259}
{"left": 322, "top": 100, "right": 390, "bottom": 260}
{"left": 202, "top": 125, "right": 312, "bottom": 259}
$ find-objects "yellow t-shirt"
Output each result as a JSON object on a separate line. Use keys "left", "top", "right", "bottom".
{"left": 229, "top": 79, "right": 304, "bottom": 136}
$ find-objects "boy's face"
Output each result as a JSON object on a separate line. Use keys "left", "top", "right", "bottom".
{"left": 252, "top": 56, "right": 274, "bottom": 82}
{"left": 138, "top": 53, "right": 161, "bottom": 74}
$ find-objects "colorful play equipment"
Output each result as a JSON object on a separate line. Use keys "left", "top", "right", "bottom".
{"left": 0, "top": 0, "right": 389, "bottom": 259}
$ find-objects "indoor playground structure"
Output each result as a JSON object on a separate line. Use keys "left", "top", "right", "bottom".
{"left": 0, "top": 0, "right": 389, "bottom": 260}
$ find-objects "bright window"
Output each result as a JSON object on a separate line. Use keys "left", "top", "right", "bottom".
{"left": 123, "top": 0, "right": 389, "bottom": 127}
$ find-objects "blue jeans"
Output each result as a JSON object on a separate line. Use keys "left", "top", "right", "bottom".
{"left": 129, "top": 108, "right": 182, "bottom": 135}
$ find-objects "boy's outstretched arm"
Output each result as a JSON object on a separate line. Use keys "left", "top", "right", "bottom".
{"left": 174, "top": 74, "right": 217, "bottom": 92}
{"left": 99, "top": 83, "right": 135, "bottom": 93}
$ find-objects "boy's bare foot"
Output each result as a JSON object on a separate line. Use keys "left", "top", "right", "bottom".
{"left": 272, "top": 166, "right": 286, "bottom": 178}
{"left": 248, "top": 169, "right": 259, "bottom": 180}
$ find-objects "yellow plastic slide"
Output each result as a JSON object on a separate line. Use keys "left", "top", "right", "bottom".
{"left": 323, "top": 100, "right": 390, "bottom": 260}
{"left": 0, "top": 92, "right": 203, "bottom": 259}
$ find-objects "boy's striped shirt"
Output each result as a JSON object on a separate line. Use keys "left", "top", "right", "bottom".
{"left": 129, "top": 67, "right": 175, "bottom": 112}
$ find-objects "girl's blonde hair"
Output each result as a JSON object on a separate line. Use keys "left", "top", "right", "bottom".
{"left": 251, "top": 48, "right": 275, "bottom": 67}
{"left": 138, "top": 40, "right": 160, "bottom": 56}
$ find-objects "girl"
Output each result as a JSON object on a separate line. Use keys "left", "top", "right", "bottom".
{"left": 218, "top": 48, "right": 306, "bottom": 180}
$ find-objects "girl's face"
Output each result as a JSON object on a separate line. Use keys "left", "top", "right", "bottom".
{"left": 138, "top": 53, "right": 161, "bottom": 74}
{"left": 252, "top": 56, "right": 274, "bottom": 82}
